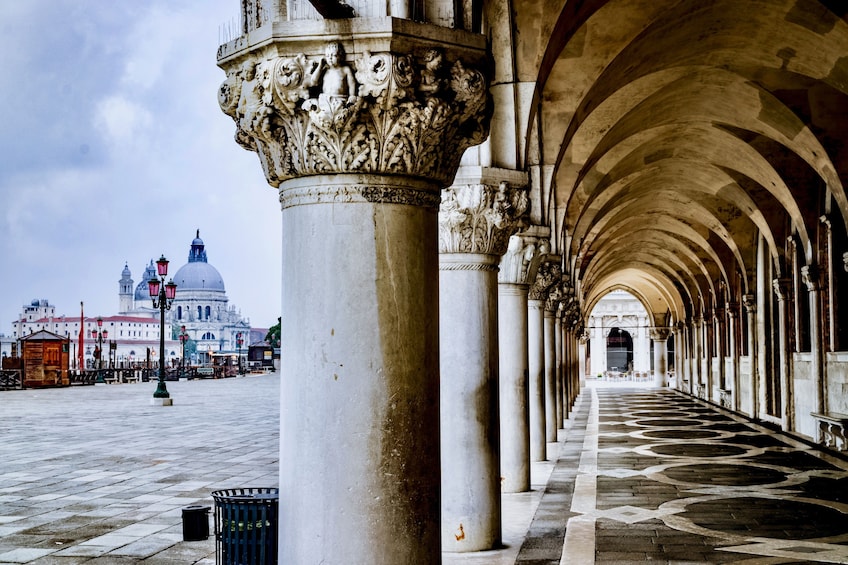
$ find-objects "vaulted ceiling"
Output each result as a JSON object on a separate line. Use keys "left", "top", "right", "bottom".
{"left": 508, "top": 0, "right": 848, "bottom": 323}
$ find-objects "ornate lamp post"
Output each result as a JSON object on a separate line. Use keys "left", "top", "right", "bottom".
{"left": 179, "top": 325, "right": 189, "bottom": 379}
{"left": 93, "top": 317, "right": 108, "bottom": 381}
{"left": 236, "top": 332, "right": 244, "bottom": 375}
{"left": 148, "top": 255, "right": 177, "bottom": 405}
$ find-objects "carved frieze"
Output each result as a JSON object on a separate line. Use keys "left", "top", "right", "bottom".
{"left": 438, "top": 181, "right": 528, "bottom": 255}
{"left": 218, "top": 39, "right": 492, "bottom": 188}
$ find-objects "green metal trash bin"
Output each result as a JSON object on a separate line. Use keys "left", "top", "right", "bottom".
{"left": 212, "top": 488, "right": 279, "bottom": 565}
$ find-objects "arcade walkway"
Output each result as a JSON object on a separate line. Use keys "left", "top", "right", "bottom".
{"left": 0, "top": 377, "right": 846, "bottom": 564}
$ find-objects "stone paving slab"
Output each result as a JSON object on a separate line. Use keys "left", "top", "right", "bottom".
{"left": 518, "top": 385, "right": 848, "bottom": 564}
{"left": 0, "top": 376, "right": 278, "bottom": 564}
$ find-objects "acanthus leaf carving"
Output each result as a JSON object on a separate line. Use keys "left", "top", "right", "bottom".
{"left": 218, "top": 41, "right": 491, "bottom": 189}
{"left": 438, "top": 182, "right": 528, "bottom": 255}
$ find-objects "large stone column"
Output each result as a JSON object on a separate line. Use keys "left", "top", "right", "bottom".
{"left": 743, "top": 294, "right": 758, "bottom": 418}
{"left": 528, "top": 255, "right": 557, "bottom": 461}
{"left": 440, "top": 169, "right": 526, "bottom": 552}
{"left": 727, "top": 304, "right": 740, "bottom": 411}
{"left": 801, "top": 265, "right": 825, "bottom": 422}
{"left": 650, "top": 329, "right": 670, "bottom": 387}
{"left": 773, "top": 279, "right": 793, "bottom": 431}
{"left": 496, "top": 227, "right": 540, "bottom": 494}
{"left": 217, "top": 20, "right": 491, "bottom": 565}
{"left": 554, "top": 311, "right": 564, "bottom": 429}
{"left": 543, "top": 303, "right": 558, "bottom": 442}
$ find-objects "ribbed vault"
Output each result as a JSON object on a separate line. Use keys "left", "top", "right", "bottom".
{"left": 513, "top": 0, "right": 848, "bottom": 324}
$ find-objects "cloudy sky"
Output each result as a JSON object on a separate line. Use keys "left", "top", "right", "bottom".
{"left": 0, "top": 1, "right": 282, "bottom": 331}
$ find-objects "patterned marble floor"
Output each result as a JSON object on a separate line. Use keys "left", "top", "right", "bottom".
{"left": 1, "top": 379, "right": 846, "bottom": 564}
{"left": 516, "top": 386, "right": 848, "bottom": 564}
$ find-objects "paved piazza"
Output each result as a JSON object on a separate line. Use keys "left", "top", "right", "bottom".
{"left": 2, "top": 377, "right": 848, "bottom": 564}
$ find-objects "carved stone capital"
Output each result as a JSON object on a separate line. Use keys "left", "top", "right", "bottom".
{"left": 529, "top": 259, "right": 560, "bottom": 301}
{"left": 843, "top": 251, "right": 848, "bottom": 273}
{"left": 438, "top": 175, "right": 528, "bottom": 255}
{"left": 801, "top": 265, "right": 819, "bottom": 292}
{"left": 742, "top": 294, "right": 756, "bottom": 313}
{"left": 217, "top": 20, "right": 491, "bottom": 189}
{"left": 772, "top": 278, "right": 791, "bottom": 301}
{"left": 650, "top": 328, "right": 671, "bottom": 341}
{"left": 498, "top": 227, "right": 550, "bottom": 285}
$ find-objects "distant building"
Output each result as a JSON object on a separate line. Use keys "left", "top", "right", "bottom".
{"left": 7, "top": 230, "right": 253, "bottom": 368}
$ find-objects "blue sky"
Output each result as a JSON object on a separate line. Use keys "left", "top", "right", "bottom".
{"left": 0, "top": 1, "right": 282, "bottom": 330}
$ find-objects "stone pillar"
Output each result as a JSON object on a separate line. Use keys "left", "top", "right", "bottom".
{"left": 543, "top": 306, "right": 558, "bottom": 442}
{"left": 554, "top": 312, "right": 564, "bottom": 429}
{"left": 528, "top": 256, "right": 558, "bottom": 460}
{"left": 578, "top": 332, "right": 588, "bottom": 390}
{"left": 497, "top": 228, "right": 541, "bottom": 494}
{"left": 773, "top": 279, "right": 793, "bottom": 431}
{"left": 743, "top": 294, "right": 758, "bottom": 418}
{"left": 650, "top": 329, "right": 670, "bottom": 387}
{"left": 217, "top": 21, "right": 491, "bottom": 564}
{"left": 528, "top": 297, "right": 546, "bottom": 461}
{"left": 715, "top": 307, "right": 727, "bottom": 392}
{"left": 801, "top": 265, "right": 825, "bottom": 420}
{"left": 727, "top": 304, "right": 740, "bottom": 411}
{"left": 692, "top": 316, "right": 702, "bottom": 397}
{"left": 440, "top": 170, "right": 526, "bottom": 551}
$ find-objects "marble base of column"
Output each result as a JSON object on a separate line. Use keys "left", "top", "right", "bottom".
{"left": 498, "top": 283, "right": 530, "bottom": 492}
{"left": 278, "top": 175, "right": 440, "bottom": 565}
{"left": 441, "top": 253, "right": 501, "bottom": 552}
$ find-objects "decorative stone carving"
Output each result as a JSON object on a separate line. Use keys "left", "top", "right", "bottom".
{"left": 650, "top": 328, "right": 671, "bottom": 341}
{"left": 843, "top": 251, "right": 848, "bottom": 273}
{"left": 772, "top": 278, "right": 791, "bottom": 301}
{"left": 801, "top": 265, "right": 820, "bottom": 292}
{"left": 218, "top": 40, "right": 491, "bottom": 188}
{"left": 742, "top": 293, "right": 755, "bottom": 313}
{"left": 498, "top": 232, "right": 549, "bottom": 284}
{"left": 529, "top": 260, "right": 560, "bottom": 301}
{"left": 438, "top": 181, "right": 528, "bottom": 255}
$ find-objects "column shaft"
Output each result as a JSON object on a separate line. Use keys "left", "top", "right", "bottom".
{"left": 554, "top": 318, "right": 563, "bottom": 429}
{"left": 498, "top": 283, "right": 530, "bottom": 492}
{"left": 528, "top": 299, "right": 546, "bottom": 461}
{"left": 279, "top": 176, "right": 440, "bottom": 564}
{"left": 544, "top": 311, "right": 557, "bottom": 441}
{"left": 441, "top": 254, "right": 501, "bottom": 551}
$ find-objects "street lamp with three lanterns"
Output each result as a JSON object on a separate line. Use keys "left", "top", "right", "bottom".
{"left": 179, "top": 325, "right": 189, "bottom": 379}
{"left": 148, "top": 255, "right": 177, "bottom": 405}
{"left": 93, "top": 316, "right": 108, "bottom": 370}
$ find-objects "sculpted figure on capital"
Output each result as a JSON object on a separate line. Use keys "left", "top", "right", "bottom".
{"left": 217, "top": 41, "right": 491, "bottom": 187}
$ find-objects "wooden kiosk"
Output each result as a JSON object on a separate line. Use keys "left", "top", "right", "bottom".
{"left": 20, "top": 330, "right": 70, "bottom": 387}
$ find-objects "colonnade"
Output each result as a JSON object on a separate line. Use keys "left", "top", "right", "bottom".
{"left": 215, "top": 16, "right": 586, "bottom": 563}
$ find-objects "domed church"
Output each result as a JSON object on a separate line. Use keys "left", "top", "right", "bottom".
{"left": 170, "top": 230, "right": 250, "bottom": 362}
{"left": 119, "top": 230, "right": 251, "bottom": 364}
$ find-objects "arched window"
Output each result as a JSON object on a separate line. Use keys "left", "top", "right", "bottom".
{"left": 197, "top": 306, "right": 202, "bottom": 320}
{"left": 205, "top": 306, "right": 211, "bottom": 320}
{"left": 177, "top": 306, "right": 182, "bottom": 320}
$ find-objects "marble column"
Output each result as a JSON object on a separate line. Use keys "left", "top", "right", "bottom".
{"left": 554, "top": 312, "right": 564, "bottom": 429}
{"left": 801, "top": 265, "right": 825, "bottom": 422}
{"left": 650, "top": 329, "right": 670, "bottom": 387}
{"left": 692, "top": 317, "right": 702, "bottom": 397}
{"left": 440, "top": 169, "right": 527, "bottom": 551}
{"left": 743, "top": 294, "right": 758, "bottom": 418}
{"left": 543, "top": 305, "right": 558, "bottom": 442}
{"left": 773, "top": 279, "right": 793, "bottom": 431}
{"left": 528, "top": 256, "right": 558, "bottom": 460}
{"left": 497, "top": 229, "right": 540, "bottom": 494}
{"left": 727, "top": 304, "right": 740, "bottom": 411}
{"left": 217, "top": 21, "right": 491, "bottom": 564}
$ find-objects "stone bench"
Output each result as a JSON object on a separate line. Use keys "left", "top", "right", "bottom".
{"left": 811, "top": 412, "right": 848, "bottom": 452}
